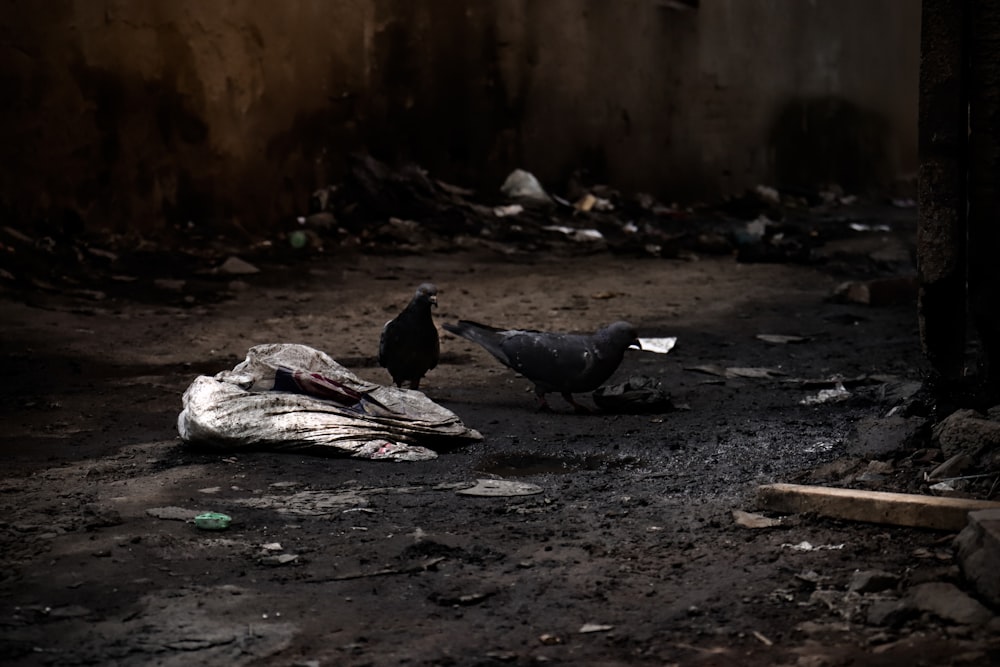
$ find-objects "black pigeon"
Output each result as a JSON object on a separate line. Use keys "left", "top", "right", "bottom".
{"left": 378, "top": 283, "right": 440, "bottom": 390}
{"left": 442, "top": 319, "right": 641, "bottom": 412}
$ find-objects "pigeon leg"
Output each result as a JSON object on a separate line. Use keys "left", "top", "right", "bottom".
{"left": 535, "top": 390, "right": 554, "bottom": 413}
{"left": 410, "top": 378, "right": 421, "bottom": 391}
{"left": 562, "top": 392, "right": 591, "bottom": 414}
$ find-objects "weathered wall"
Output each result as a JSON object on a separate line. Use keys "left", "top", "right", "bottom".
{"left": 0, "top": 0, "right": 919, "bottom": 234}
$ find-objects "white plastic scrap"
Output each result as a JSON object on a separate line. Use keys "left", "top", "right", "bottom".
{"left": 493, "top": 204, "right": 524, "bottom": 217}
{"left": 500, "top": 169, "right": 548, "bottom": 201}
{"left": 638, "top": 337, "right": 677, "bottom": 355}
{"left": 542, "top": 225, "right": 604, "bottom": 242}
{"left": 800, "top": 382, "right": 850, "bottom": 405}
{"left": 780, "top": 541, "right": 845, "bottom": 552}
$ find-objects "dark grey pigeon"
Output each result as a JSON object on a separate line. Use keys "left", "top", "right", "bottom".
{"left": 442, "top": 319, "right": 641, "bottom": 412}
{"left": 378, "top": 283, "right": 440, "bottom": 390}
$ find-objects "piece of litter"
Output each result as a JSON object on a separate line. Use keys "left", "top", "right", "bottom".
{"left": 261, "top": 542, "right": 283, "bottom": 551}
{"left": 493, "top": 204, "right": 524, "bottom": 217}
{"left": 800, "top": 383, "right": 850, "bottom": 405}
{"left": 752, "top": 630, "right": 774, "bottom": 646}
{"left": 756, "top": 334, "right": 808, "bottom": 344}
{"left": 260, "top": 553, "right": 298, "bottom": 566}
{"left": 849, "top": 223, "right": 892, "bottom": 232}
{"left": 638, "top": 337, "right": 677, "bottom": 355}
{"left": 193, "top": 512, "right": 232, "bottom": 530}
{"left": 542, "top": 225, "right": 604, "bottom": 242}
{"left": 802, "top": 440, "right": 836, "bottom": 454}
{"left": 732, "top": 509, "right": 783, "bottom": 529}
{"left": 928, "top": 481, "right": 956, "bottom": 493}
{"left": 780, "top": 541, "right": 845, "bottom": 552}
{"left": 500, "top": 169, "right": 548, "bottom": 201}
{"left": 578, "top": 623, "right": 614, "bottom": 634}
{"left": 456, "top": 479, "right": 543, "bottom": 497}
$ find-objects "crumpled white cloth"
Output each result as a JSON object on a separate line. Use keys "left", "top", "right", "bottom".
{"left": 178, "top": 343, "right": 481, "bottom": 461}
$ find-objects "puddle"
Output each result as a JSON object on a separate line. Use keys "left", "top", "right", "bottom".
{"left": 475, "top": 452, "right": 642, "bottom": 478}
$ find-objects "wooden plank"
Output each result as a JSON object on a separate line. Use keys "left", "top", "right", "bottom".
{"left": 757, "top": 483, "right": 1000, "bottom": 531}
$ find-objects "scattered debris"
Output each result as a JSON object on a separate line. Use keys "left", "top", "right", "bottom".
{"left": 780, "top": 541, "right": 845, "bottom": 552}
{"left": 800, "top": 382, "right": 850, "bottom": 405}
{"left": 542, "top": 225, "right": 604, "bottom": 242}
{"left": 456, "top": 479, "right": 544, "bottom": 497}
{"left": 732, "top": 509, "right": 784, "bottom": 529}
{"left": 849, "top": 222, "right": 892, "bottom": 232}
{"left": 193, "top": 512, "right": 232, "bottom": 530}
{"left": 500, "top": 169, "right": 549, "bottom": 202}
{"left": 493, "top": 204, "right": 524, "bottom": 217}
{"left": 757, "top": 483, "right": 1000, "bottom": 530}
{"left": 751, "top": 630, "right": 774, "bottom": 646}
{"left": 260, "top": 553, "right": 299, "bottom": 566}
{"left": 685, "top": 365, "right": 787, "bottom": 380}
{"left": 216, "top": 256, "right": 260, "bottom": 276}
{"left": 756, "top": 333, "right": 809, "bottom": 344}
{"left": 578, "top": 623, "right": 614, "bottom": 634}
{"left": 538, "top": 633, "right": 563, "bottom": 645}
{"left": 637, "top": 337, "right": 677, "bottom": 354}
{"left": 592, "top": 375, "right": 674, "bottom": 414}
{"left": 429, "top": 588, "right": 497, "bottom": 607}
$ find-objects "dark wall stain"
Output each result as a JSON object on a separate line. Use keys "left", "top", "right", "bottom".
{"left": 359, "top": 0, "right": 523, "bottom": 188}
{"left": 769, "top": 97, "right": 892, "bottom": 193}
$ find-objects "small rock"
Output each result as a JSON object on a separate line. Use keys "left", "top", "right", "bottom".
{"left": 933, "top": 408, "right": 1000, "bottom": 458}
{"left": 866, "top": 460, "right": 895, "bottom": 474}
{"left": 501, "top": 169, "right": 549, "bottom": 202}
{"left": 82, "top": 504, "right": 123, "bottom": 529}
{"left": 955, "top": 508, "right": 1000, "bottom": 608}
{"left": 908, "top": 582, "right": 993, "bottom": 626}
{"left": 849, "top": 570, "right": 901, "bottom": 594}
{"left": 850, "top": 415, "right": 927, "bottom": 457}
{"left": 218, "top": 256, "right": 260, "bottom": 275}
{"left": 146, "top": 506, "right": 196, "bottom": 521}
{"left": 865, "top": 599, "right": 912, "bottom": 627}
{"left": 260, "top": 553, "right": 298, "bottom": 566}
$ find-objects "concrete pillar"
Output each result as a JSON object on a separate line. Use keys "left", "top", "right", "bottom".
{"left": 968, "top": 1, "right": 1000, "bottom": 388}
{"left": 917, "top": 0, "right": 967, "bottom": 382}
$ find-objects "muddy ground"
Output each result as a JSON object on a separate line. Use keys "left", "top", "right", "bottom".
{"left": 1, "top": 208, "right": 998, "bottom": 666}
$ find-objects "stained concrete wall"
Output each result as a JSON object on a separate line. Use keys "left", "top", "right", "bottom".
{"left": 0, "top": 0, "right": 919, "bottom": 234}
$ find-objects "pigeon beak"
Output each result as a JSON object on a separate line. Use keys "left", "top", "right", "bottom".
{"left": 430, "top": 295, "right": 438, "bottom": 307}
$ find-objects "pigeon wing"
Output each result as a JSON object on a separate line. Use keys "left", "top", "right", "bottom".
{"left": 498, "top": 331, "right": 597, "bottom": 393}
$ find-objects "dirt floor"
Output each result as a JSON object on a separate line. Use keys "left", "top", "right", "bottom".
{"left": 1, "top": 205, "right": 999, "bottom": 666}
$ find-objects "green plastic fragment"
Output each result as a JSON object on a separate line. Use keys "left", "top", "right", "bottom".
{"left": 194, "top": 512, "right": 231, "bottom": 530}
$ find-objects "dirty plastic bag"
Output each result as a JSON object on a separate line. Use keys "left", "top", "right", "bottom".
{"left": 177, "top": 344, "right": 482, "bottom": 461}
